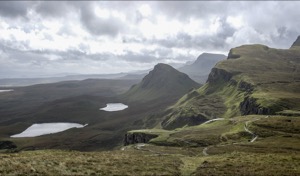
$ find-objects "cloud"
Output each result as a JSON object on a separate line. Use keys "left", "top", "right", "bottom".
{"left": 0, "top": 1, "right": 33, "bottom": 18}
{"left": 0, "top": 1, "right": 300, "bottom": 77}
{"left": 78, "top": 2, "right": 124, "bottom": 37}
{"left": 35, "top": 1, "right": 73, "bottom": 18}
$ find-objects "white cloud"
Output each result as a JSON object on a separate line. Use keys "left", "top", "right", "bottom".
{"left": 0, "top": 1, "right": 299, "bottom": 77}
{"left": 138, "top": 4, "right": 152, "bottom": 17}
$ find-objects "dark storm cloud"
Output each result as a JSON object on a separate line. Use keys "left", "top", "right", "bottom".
{"left": 35, "top": 1, "right": 73, "bottom": 18}
{"left": 79, "top": 3, "right": 123, "bottom": 37}
{"left": 0, "top": 1, "right": 33, "bottom": 18}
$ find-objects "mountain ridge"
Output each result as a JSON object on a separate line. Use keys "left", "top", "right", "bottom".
{"left": 123, "top": 63, "right": 200, "bottom": 103}
{"left": 158, "top": 39, "right": 300, "bottom": 130}
{"left": 178, "top": 53, "right": 226, "bottom": 83}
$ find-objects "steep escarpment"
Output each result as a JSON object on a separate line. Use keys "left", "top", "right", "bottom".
{"left": 240, "top": 97, "right": 273, "bottom": 115}
{"left": 158, "top": 38, "right": 300, "bottom": 130}
{"left": 206, "top": 68, "right": 234, "bottom": 84}
{"left": 124, "top": 132, "right": 158, "bottom": 145}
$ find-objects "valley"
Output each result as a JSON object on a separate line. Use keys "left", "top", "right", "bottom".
{"left": 0, "top": 32, "right": 299, "bottom": 176}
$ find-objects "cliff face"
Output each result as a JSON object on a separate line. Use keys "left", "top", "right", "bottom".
{"left": 206, "top": 68, "right": 233, "bottom": 83}
{"left": 124, "top": 132, "right": 158, "bottom": 146}
{"left": 0, "top": 141, "right": 17, "bottom": 149}
{"left": 240, "top": 97, "right": 273, "bottom": 115}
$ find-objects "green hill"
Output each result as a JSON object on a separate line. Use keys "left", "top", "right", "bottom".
{"left": 123, "top": 63, "right": 200, "bottom": 103}
{"left": 159, "top": 41, "right": 300, "bottom": 129}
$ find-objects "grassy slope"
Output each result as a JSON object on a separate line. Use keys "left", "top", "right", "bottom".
{"left": 0, "top": 78, "right": 170, "bottom": 151}
{"left": 160, "top": 45, "right": 300, "bottom": 129}
{"left": 0, "top": 79, "right": 140, "bottom": 123}
{"left": 219, "top": 45, "right": 300, "bottom": 110}
{"left": 1, "top": 115, "right": 299, "bottom": 175}
{"left": 1, "top": 46, "right": 300, "bottom": 175}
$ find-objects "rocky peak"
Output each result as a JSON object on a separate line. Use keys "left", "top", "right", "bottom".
{"left": 291, "top": 36, "right": 300, "bottom": 48}
{"left": 140, "top": 63, "right": 191, "bottom": 88}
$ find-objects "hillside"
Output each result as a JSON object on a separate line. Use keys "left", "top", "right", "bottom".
{"left": 0, "top": 79, "right": 139, "bottom": 123}
{"left": 1, "top": 39, "right": 300, "bottom": 176}
{"left": 178, "top": 53, "right": 226, "bottom": 83}
{"left": 1, "top": 114, "right": 299, "bottom": 175}
{"left": 123, "top": 63, "right": 200, "bottom": 103}
{"left": 158, "top": 39, "right": 300, "bottom": 129}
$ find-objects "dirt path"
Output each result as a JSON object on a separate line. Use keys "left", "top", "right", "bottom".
{"left": 244, "top": 119, "right": 259, "bottom": 142}
{"left": 202, "top": 118, "right": 225, "bottom": 125}
{"left": 202, "top": 117, "right": 263, "bottom": 156}
{"left": 202, "top": 147, "right": 209, "bottom": 156}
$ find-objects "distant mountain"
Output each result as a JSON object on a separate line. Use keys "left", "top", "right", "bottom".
{"left": 123, "top": 63, "right": 200, "bottom": 102}
{"left": 119, "top": 73, "right": 147, "bottom": 80}
{"left": 291, "top": 36, "right": 300, "bottom": 48}
{"left": 178, "top": 53, "right": 226, "bottom": 83}
{"left": 0, "top": 73, "right": 129, "bottom": 87}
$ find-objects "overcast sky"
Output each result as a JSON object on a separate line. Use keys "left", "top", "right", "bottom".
{"left": 0, "top": 1, "right": 300, "bottom": 78}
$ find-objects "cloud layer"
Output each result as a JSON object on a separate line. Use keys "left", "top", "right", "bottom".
{"left": 0, "top": 1, "right": 300, "bottom": 78}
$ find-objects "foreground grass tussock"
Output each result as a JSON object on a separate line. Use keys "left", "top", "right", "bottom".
{"left": 0, "top": 150, "right": 181, "bottom": 176}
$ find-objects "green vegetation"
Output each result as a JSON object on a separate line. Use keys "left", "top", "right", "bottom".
{"left": 1, "top": 40, "right": 300, "bottom": 175}
{"left": 1, "top": 115, "right": 299, "bottom": 175}
{"left": 159, "top": 44, "right": 300, "bottom": 130}
{"left": 0, "top": 150, "right": 181, "bottom": 175}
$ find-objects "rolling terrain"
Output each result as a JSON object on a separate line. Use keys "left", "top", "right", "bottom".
{"left": 0, "top": 37, "right": 299, "bottom": 175}
{"left": 0, "top": 64, "right": 200, "bottom": 151}
{"left": 158, "top": 42, "right": 300, "bottom": 130}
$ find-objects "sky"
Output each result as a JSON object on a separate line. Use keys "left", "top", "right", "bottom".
{"left": 0, "top": 1, "right": 300, "bottom": 78}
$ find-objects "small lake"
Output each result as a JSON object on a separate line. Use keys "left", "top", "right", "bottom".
{"left": 0, "top": 89, "right": 14, "bottom": 93}
{"left": 11, "top": 123, "right": 88, "bottom": 138}
{"left": 100, "top": 103, "right": 128, "bottom": 112}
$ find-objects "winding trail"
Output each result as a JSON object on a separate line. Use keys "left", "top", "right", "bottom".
{"left": 202, "top": 118, "right": 225, "bottom": 125}
{"left": 244, "top": 119, "right": 259, "bottom": 143}
{"left": 201, "top": 117, "right": 264, "bottom": 156}
{"left": 122, "top": 143, "right": 169, "bottom": 156}
{"left": 202, "top": 147, "right": 210, "bottom": 156}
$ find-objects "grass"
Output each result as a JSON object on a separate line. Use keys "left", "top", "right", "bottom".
{"left": 0, "top": 150, "right": 182, "bottom": 176}
{"left": 1, "top": 115, "right": 300, "bottom": 175}
{"left": 159, "top": 44, "right": 300, "bottom": 130}
{"left": 277, "top": 110, "right": 300, "bottom": 116}
{"left": 192, "top": 152, "right": 300, "bottom": 176}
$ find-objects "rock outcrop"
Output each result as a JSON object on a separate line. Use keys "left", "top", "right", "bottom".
{"left": 207, "top": 68, "right": 233, "bottom": 84}
{"left": 124, "top": 132, "right": 158, "bottom": 146}
{"left": 0, "top": 141, "right": 17, "bottom": 149}
{"left": 240, "top": 97, "right": 273, "bottom": 115}
{"left": 227, "top": 49, "right": 241, "bottom": 59}
{"left": 238, "top": 81, "right": 254, "bottom": 93}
